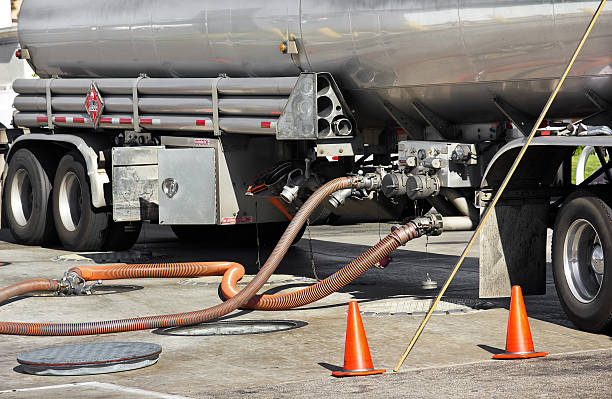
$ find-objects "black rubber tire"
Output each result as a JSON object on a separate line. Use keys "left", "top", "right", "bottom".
{"left": 3, "top": 148, "right": 56, "bottom": 245}
{"left": 52, "top": 151, "right": 109, "bottom": 251}
{"left": 171, "top": 222, "right": 304, "bottom": 247}
{"left": 103, "top": 221, "right": 142, "bottom": 251}
{"left": 552, "top": 190, "right": 612, "bottom": 333}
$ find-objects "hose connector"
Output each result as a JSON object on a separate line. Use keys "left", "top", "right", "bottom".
{"left": 410, "top": 214, "right": 444, "bottom": 236}
{"left": 58, "top": 271, "right": 102, "bottom": 296}
{"left": 350, "top": 173, "right": 383, "bottom": 191}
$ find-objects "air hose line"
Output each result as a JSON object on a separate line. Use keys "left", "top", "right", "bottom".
{"left": 0, "top": 176, "right": 422, "bottom": 336}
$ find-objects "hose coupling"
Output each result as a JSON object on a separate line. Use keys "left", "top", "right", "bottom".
{"left": 411, "top": 214, "right": 443, "bottom": 236}
{"left": 351, "top": 173, "right": 382, "bottom": 191}
{"left": 57, "top": 271, "right": 102, "bottom": 296}
{"left": 329, "top": 188, "right": 354, "bottom": 207}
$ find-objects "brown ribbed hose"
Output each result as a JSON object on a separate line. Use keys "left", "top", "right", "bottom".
{"left": 221, "top": 222, "right": 420, "bottom": 310}
{"left": 66, "top": 221, "right": 420, "bottom": 312}
{"left": 0, "top": 177, "right": 364, "bottom": 336}
{"left": 0, "top": 279, "right": 59, "bottom": 304}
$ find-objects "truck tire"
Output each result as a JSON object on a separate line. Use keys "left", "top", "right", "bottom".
{"left": 104, "top": 221, "right": 142, "bottom": 251}
{"left": 3, "top": 148, "right": 56, "bottom": 245}
{"left": 52, "top": 151, "right": 109, "bottom": 251}
{"left": 552, "top": 190, "right": 612, "bottom": 333}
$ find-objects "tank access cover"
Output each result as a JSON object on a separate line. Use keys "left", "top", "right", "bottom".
{"left": 17, "top": 342, "right": 162, "bottom": 376}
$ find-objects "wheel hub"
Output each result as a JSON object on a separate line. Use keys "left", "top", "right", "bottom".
{"left": 564, "top": 219, "right": 604, "bottom": 303}
{"left": 591, "top": 244, "right": 605, "bottom": 275}
{"left": 10, "top": 169, "right": 33, "bottom": 227}
{"left": 58, "top": 171, "right": 82, "bottom": 232}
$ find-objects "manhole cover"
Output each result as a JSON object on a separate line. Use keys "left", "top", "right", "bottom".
{"left": 156, "top": 320, "right": 307, "bottom": 336}
{"left": 17, "top": 342, "right": 161, "bottom": 376}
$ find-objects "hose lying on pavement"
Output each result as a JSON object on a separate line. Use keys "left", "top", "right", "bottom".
{"left": 0, "top": 176, "right": 423, "bottom": 336}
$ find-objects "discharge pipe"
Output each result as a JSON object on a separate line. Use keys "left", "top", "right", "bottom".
{"left": 0, "top": 175, "right": 429, "bottom": 336}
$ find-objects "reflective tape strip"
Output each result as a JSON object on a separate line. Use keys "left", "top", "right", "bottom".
{"left": 54, "top": 116, "right": 66, "bottom": 123}
{"left": 139, "top": 118, "right": 160, "bottom": 125}
{"left": 37, "top": 116, "right": 48, "bottom": 123}
{"left": 100, "top": 117, "right": 132, "bottom": 125}
{"left": 195, "top": 120, "right": 206, "bottom": 126}
{"left": 261, "top": 121, "right": 272, "bottom": 128}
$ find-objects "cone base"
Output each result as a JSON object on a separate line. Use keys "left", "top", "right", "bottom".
{"left": 493, "top": 351, "right": 547, "bottom": 359}
{"left": 332, "top": 368, "right": 386, "bottom": 377}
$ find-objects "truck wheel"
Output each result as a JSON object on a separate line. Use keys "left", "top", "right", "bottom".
{"left": 104, "top": 221, "right": 142, "bottom": 251}
{"left": 552, "top": 190, "right": 612, "bottom": 333}
{"left": 52, "top": 151, "right": 109, "bottom": 251}
{"left": 3, "top": 148, "right": 56, "bottom": 245}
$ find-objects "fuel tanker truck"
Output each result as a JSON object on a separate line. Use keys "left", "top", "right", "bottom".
{"left": 2, "top": 0, "right": 612, "bottom": 334}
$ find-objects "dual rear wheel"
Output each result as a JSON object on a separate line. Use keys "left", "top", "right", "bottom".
{"left": 4, "top": 149, "right": 140, "bottom": 251}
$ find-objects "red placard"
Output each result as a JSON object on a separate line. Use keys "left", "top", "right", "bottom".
{"left": 84, "top": 82, "right": 104, "bottom": 128}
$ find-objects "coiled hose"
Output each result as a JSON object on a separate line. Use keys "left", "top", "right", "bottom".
{"left": 0, "top": 177, "right": 422, "bottom": 335}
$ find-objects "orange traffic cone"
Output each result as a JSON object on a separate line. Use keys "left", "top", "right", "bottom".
{"left": 493, "top": 285, "right": 547, "bottom": 359}
{"left": 332, "top": 301, "right": 386, "bottom": 377}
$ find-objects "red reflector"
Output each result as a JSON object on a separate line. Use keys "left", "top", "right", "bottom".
{"left": 332, "top": 156, "right": 339, "bottom": 161}
{"left": 195, "top": 120, "right": 206, "bottom": 126}
{"left": 505, "top": 122, "right": 513, "bottom": 130}
{"left": 540, "top": 131, "right": 551, "bottom": 136}
{"left": 73, "top": 117, "right": 85, "bottom": 123}
{"left": 261, "top": 122, "right": 272, "bottom": 128}
{"left": 15, "top": 49, "right": 21, "bottom": 59}
{"left": 140, "top": 119, "right": 152, "bottom": 125}
{"left": 119, "top": 118, "right": 132, "bottom": 124}
{"left": 271, "top": 111, "right": 282, "bottom": 115}
{"left": 100, "top": 118, "right": 112, "bottom": 123}
{"left": 36, "top": 116, "right": 48, "bottom": 123}
{"left": 54, "top": 117, "right": 66, "bottom": 122}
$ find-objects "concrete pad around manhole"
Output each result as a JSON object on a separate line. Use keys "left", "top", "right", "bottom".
{"left": 357, "top": 297, "right": 496, "bottom": 316}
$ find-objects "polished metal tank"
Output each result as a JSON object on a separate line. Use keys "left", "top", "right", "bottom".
{"left": 17, "top": 0, "right": 612, "bottom": 125}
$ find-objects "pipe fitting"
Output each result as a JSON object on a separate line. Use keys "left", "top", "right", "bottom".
{"left": 58, "top": 271, "right": 101, "bottom": 296}
{"left": 352, "top": 173, "right": 382, "bottom": 191}
{"left": 329, "top": 188, "right": 353, "bottom": 207}
{"left": 406, "top": 174, "right": 440, "bottom": 200}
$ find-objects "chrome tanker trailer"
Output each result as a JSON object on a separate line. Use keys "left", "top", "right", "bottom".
{"left": 2, "top": 0, "right": 612, "bottom": 333}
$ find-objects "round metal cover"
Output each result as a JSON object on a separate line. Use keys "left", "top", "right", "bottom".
{"left": 157, "top": 320, "right": 307, "bottom": 336}
{"left": 17, "top": 342, "right": 161, "bottom": 376}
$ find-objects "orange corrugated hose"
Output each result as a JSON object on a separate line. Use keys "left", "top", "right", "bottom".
{"left": 0, "top": 176, "right": 422, "bottom": 336}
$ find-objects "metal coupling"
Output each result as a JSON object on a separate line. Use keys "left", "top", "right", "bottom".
{"left": 352, "top": 173, "right": 383, "bottom": 191}
{"left": 57, "top": 271, "right": 102, "bottom": 296}
{"left": 329, "top": 188, "right": 354, "bottom": 207}
{"left": 280, "top": 184, "right": 300, "bottom": 204}
{"left": 280, "top": 171, "right": 306, "bottom": 204}
{"left": 410, "top": 214, "right": 443, "bottom": 236}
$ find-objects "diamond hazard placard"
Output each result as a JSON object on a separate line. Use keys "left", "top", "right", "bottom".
{"left": 84, "top": 82, "right": 104, "bottom": 128}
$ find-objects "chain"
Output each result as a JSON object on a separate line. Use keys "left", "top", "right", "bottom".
{"left": 306, "top": 218, "right": 320, "bottom": 281}
{"left": 255, "top": 201, "right": 261, "bottom": 270}
{"left": 376, "top": 192, "right": 382, "bottom": 242}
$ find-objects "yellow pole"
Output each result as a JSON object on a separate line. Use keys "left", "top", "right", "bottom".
{"left": 394, "top": 0, "right": 608, "bottom": 372}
